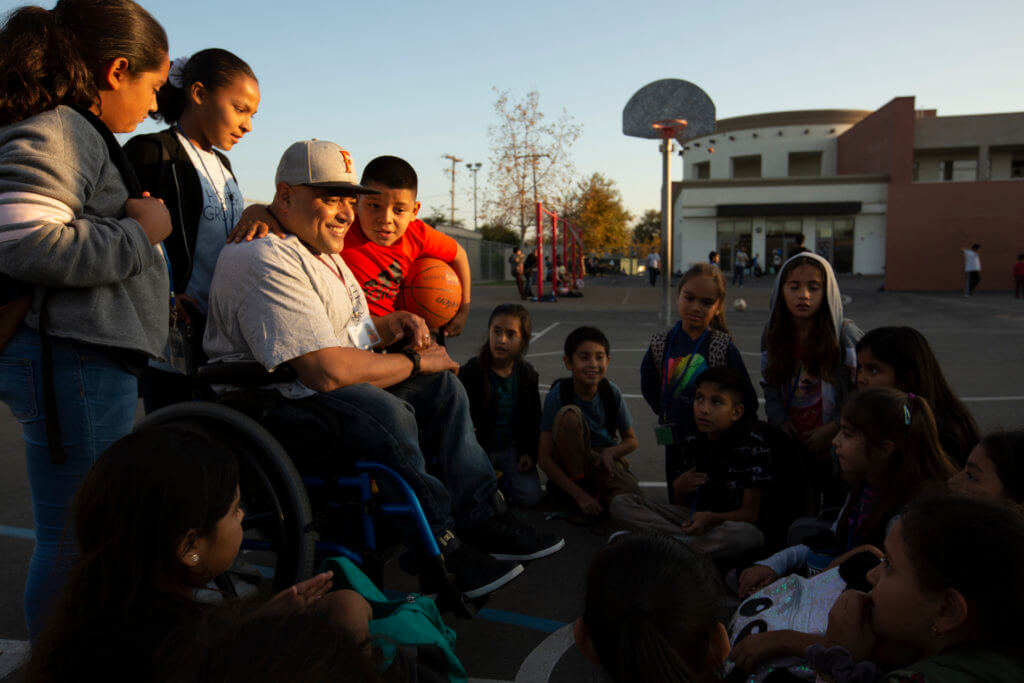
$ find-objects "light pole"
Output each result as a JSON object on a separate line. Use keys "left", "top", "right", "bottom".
{"left": 466, "top": 162, "right": 482, "bottom": 230}
{"left": 443, "top": 153, "right": 463, "bottom": 227}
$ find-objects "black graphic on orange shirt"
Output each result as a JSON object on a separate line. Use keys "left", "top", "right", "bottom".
{"left": 362, "top": 260, "right": 404, "bottom": 303}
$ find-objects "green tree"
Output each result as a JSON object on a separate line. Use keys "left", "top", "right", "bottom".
{"left": 485, "top": 89, "right": 582, "bottom": 244}
{"left": 479, "top": 223, "right": 520, "bottom": 245}
{"left": 565, "top": 173, "right": 631, "bottom": 255}
{"left": 632, "top": 209, "right": 661, "bottom": 257}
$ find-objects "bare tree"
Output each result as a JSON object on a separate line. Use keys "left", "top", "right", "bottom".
{"left": 485, "top": 89, "right": 581, "bottom": 244}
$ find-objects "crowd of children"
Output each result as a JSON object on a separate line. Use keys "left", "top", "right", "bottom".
{"left": 0, "top": 2, "right": 1021, "bottom": 681}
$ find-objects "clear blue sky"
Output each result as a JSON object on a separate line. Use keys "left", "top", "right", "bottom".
{"left": 5, "top": 0, "right": 1022, "bottom": 228}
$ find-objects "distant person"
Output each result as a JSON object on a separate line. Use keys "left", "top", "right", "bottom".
{"left": 751, "top": 253, "right": 762, "bottom": 277}
{"left": 509, "top": 246, "right": 526, "bottom": 299}
{"left": 790, "top": 233, "right": 809, "bottom": 256}
{"left": 1016, "top": 253, "right": 1024, "bottom": 299}
{"left": 645, "top": 250, "right": 661, "bottom": 287}
{"left": 708, "top": 251, "right": 720, "bottom": 268}
{"left": 962, "top": 243, "right": 981, "bottom": 296}
{"left": 733, "top": 245, "right": 749, "bottom": 287}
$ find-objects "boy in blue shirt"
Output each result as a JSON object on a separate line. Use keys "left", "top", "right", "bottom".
{"left": 538, "top": 326, "right": 641, "bottom": 517}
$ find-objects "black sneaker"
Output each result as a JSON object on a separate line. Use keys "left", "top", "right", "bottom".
{"left": 437, "top": 531, "right": 524, "bottom": 600}
{"left": 464, "top": 513, "right": 566, "bottom": 561}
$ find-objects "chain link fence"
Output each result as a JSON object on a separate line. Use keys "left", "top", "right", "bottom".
{"left": 448, "top": 236, "right": 514, "bottom": 282}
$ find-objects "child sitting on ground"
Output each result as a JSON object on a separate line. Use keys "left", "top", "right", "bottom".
{"left": 738, "top": 387, "right": 956, "bottom": 600}
{"left": 459, "top": 304, "right": 543, "bottom": 507}
{"left": 27, "top": 423, "right": 372, "bottom": 682}
{"left": 949, "top": 430, "right": 1024, "bottom": 508}
{"left": 855, "top": 326, "right": 980, "bottom": 465}
{"left": 810, "top": 496, "right": 1024, "bottom": 681}
{"left": 537, "top": 326, "right": 641, "bottom": 518}
{"left": 612, "top": 368, "right": 774, "bottom": 559}
{"left": 343, "top": 156, "right": 471, "bottom": 336}
{"left": 576, "top": 533, "right": 730, "bottom": 683}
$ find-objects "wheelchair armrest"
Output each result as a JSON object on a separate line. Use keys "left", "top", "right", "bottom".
{"left": 197, "top": 361, "right": 296, "bottom": 386}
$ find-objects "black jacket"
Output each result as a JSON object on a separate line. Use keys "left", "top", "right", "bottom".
{"left": 458, "top": 357, "right": 541, "bottom": 460}
{"left": 123, "top": 128, "right": 234, "bottom": 293}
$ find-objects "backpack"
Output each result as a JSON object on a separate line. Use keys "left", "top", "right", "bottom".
{"left": 556, "top": 377, "right": 620, "bottom": 441}
{"left": 321, "top": 557, "right": 468, "bottom": 683}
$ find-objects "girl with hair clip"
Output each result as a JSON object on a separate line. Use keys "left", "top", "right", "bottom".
{"left": 459, "top": 304, "right": 543, "bottom": 507}
{"left": 730, "top": 388, "right": 958, "bottom": 675}
{"left": 641, "top": 263, "right": 759, "bottom": 498}
{"left": 810, "top": 496, "right": 1024, "bottom": 681}
{"left": 949, "top": 430, "right": 1024, "bottom": 509}
{"left": 576, "top": 533, "right": 731, "bottom": 683}
{"left": 761, "top": 253, "right": 862, "bottom": 509}
{"left": 124, "top": 48, "right": 260, "bottom": 412}
{"left": 27, "top": 422, "right": 372, "bottom": 682}
{"left": 856, "top": 326, "right": 980, "bottom": 466}
{"left": 0, "top": 0, "right": 172, "bottom": 638}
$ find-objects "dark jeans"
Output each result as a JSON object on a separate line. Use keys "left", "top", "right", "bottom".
{"left": 966, "top": 271, "right": 980, "bottom": 295}
{"left": 304, "top": 372, "right": 499, "bottom": 535}
{"left": 732, "top": 265, "right": 745, "bottom": 286}
{"left": 648, "top": 267, "right": 659, "bottom": 286}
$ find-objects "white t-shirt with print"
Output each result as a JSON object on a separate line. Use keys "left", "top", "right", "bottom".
{"left": 204, "top": 234, "right": 376, "bottom": 399}
{"left": 176, "top": 131, "right": 244, "bottom": 314}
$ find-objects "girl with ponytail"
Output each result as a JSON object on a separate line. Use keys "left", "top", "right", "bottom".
{"left": 0, "top": 0, "right": 170, "bottom": 638}
{"left": 124, "top": 49, "right": 260, "bottom": 412}
{"left": 641, "top": 263, "right": 759, "bottom": 488}
{"left": 577, "top": 534, "right": 729, "bottom": 683}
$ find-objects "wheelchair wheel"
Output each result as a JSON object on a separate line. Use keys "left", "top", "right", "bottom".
{"left": 135, "top": 402, "right": 316, "bottom": 592}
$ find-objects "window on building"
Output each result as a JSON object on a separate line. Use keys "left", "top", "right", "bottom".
{"left": 765, "top": 219, "right": 803, "bottom": 268}
{"left": 731, "top": 155, "right": 761, "bottom": 179}
{"left": 788, "top": 151, "right": 823, "bottom": 177}
{"left": 1012, "top": 159, "right": 1024, "bottom": 179}
{"left": 694, "top": 161, "right": 710, "bottom": 179}
{"left": 816, "top": 218, "right": 855, "bottom": 274}
{"left": 715, "top": 220, "right": 752, "bottom": 270}
{"left": 939, "top": 159, "right": 977, "bottom": 182}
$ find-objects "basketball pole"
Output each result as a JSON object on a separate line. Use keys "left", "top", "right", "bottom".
{"left": 660, "top": 131, "right": 673, "bottom": 324}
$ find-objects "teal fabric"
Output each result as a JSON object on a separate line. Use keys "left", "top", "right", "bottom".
{"left": 320, "top": 557, "right": 468, "bottom": 682}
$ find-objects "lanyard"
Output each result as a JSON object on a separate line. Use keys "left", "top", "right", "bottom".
{"left": 662, "top": 325, "right": 710, "bottom": 408}
{"left": 315, "top": 254, "right": 346, "bottom": 284}
{"left": 161, "top": 244, "right": 175, "bottom": 307}
{"left": 314, "top": 252, "right": 366, "bottom": 320}
{"left": 177, "top": 127, "right": 236, "bottom": 238}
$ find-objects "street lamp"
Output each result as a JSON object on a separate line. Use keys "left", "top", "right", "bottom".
{"left": 466, "top": 162, "right": 482, "bottom": 230}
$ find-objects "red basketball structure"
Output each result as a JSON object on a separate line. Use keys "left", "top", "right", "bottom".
{"left": 533, "top": 202, "right": 582, "bottom": 301}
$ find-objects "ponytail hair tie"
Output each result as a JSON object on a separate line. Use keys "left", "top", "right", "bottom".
{"left": 167, "top": 55, "right": 191, "bottom": 89}
{"left": 907, "top": 392, "right": 916, "bottom": 400}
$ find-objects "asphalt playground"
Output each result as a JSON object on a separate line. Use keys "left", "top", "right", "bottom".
{"left": 1, "top": 273, "right": 1022, "bottom": 681}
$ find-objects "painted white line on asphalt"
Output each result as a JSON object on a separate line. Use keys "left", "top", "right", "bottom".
{"left": 514, "top": 622, "right": 575, "bottom": 683}
{"left": 469, "top": 679, "right": 513, "bottom": 683}
{"left": 622, "top": 288, "right": 632, "bottom": 305}
{"left": 0, "top": 639, "right": 29, "bottom": 679}
{"left": 530, "top": 322, "right": 560, "bottom": 342}
{"left": 962, "top": 396, "right": 1024, "bottom": 403}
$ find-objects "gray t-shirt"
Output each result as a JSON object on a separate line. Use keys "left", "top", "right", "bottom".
{"left": 204, "top": 234, "right": 376, "bottom": 399}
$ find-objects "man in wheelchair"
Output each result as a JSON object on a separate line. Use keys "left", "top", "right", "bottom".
{"left": 203, "top": 140, "right": 564, "bottom": 599}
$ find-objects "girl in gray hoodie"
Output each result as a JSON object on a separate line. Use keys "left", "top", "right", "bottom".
{"left": 0, "top": 0, "right": 171, "bottom": 638}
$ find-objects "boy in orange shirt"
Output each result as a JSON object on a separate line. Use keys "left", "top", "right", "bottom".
{"left": 344, "top": 156, "right": 471, "bottom": 336}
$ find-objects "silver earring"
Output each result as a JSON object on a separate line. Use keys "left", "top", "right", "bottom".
{"left": 191, "top": 553, "right": 200, "bottom": 565}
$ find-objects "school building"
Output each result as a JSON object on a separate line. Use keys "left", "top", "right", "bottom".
{"left": 673, "top": 97, "right": 1024, "bottom": 290}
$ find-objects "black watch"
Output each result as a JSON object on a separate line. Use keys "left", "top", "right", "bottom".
{"left": 401, "top": 347, "right": 421, "bottom": 378}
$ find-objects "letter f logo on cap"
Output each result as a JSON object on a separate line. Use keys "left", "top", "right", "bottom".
{"left": 339, "top": 149, "right": 353, "bottom": 174}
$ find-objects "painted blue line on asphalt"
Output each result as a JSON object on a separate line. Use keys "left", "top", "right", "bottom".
{"left": 0, "top": 525, "right": 35, "bottom": 541}
{"left": 476, "top": 608, "right": 566, "bottom": 634}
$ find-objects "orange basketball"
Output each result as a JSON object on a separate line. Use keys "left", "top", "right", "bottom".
{"left": 396, "top": 258, "right": 462, "bottom": 329}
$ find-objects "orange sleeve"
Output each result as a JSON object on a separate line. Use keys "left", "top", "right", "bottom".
{"left": 415, "top": 220, "right": 459, "bottom": 262}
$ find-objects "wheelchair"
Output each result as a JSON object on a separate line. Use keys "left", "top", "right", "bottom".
{"left": 134, "top": 362, "right": 469, "bottom": 614}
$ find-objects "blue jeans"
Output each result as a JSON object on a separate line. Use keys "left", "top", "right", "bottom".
{"left": 305, "top": 371, "right": 499, "bottom": 535}
{"left": 732, "top": 265, "right": 745, "bottom": 286}
{"left": 0, "top": 325, "right": 139, "bottom": 639}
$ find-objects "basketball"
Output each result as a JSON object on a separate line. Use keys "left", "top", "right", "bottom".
{"left": 733, "top": 298, "right": 748, "bottom": 312}
{"left": 396, "top": 258, "right": 462, "bottom": 329}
